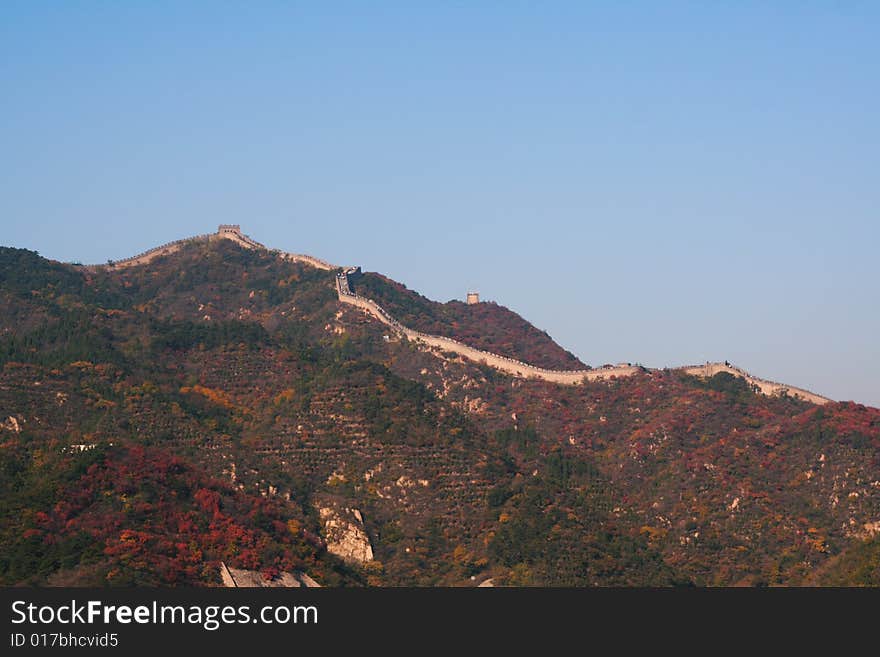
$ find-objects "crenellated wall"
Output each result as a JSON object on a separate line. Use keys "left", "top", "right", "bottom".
{"left": 82, "top": 225, "right": 832, "bottom": 403}
{"left": 335, "top": 268, "right": 832, "bottom": 402}
{"left": 678, "top": 363, "right": 831, "bottom": 405}
{"left": 277, "top": 252, "right": 338, "bottom": 271}
{"left": 90, "top": 225, "right": 340, "bottom": 271}
{"left": 94, "top": 233, "right": 215, "bottom": 269}
{"left": 335, "top": 271, "right": 640, "bottom": 384}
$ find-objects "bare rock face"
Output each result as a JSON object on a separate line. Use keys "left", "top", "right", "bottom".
{"left": 318, "top": 505, "right": 374, "bottom": 564}
{"left": 861, "top": 520, "right": 880, "bottom": 538}
{"left": 1, "top": 415, "right": 23, "bottom": 433}
{"left": 219, "top": 562, "right": 320, "bottom": 588}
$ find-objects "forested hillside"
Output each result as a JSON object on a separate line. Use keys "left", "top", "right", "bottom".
{"left": 1, "top": 241, "right": 878, "bottom": 586}
{"left": 351, "top": 272, "right": 586, "bottom": 370}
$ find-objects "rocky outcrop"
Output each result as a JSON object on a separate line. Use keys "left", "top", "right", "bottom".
{"left": 1, "top": 415, "right": 23, "bottom": 433}
{"left": 219, "top": 562, "right": 320, "bottom": 588}
{"left": 317, "top": 505, "right": 374, "bottom": 564}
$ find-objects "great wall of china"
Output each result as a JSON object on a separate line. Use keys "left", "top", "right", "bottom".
{"left": 334, "top": 267, "right": 643, "bottom": 385}
{"left": 334, "top": 268, "right": 830, "bottom": 403}
{"left": 675, "top": 362, "right": 830, "bottom": 405}
{"left": 92, "top": 224, "right": 338, "bottom": 272}
{"left": 88, "top": 225, "right": 832, "bottom": 405}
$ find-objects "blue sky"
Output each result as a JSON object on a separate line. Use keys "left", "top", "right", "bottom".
{"left": 2, "top": 2, "right": 878, "bottom": 406}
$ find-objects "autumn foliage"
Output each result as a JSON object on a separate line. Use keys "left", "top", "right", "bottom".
{"left": 13, "top": 446, "right": 333, "bottom": 586}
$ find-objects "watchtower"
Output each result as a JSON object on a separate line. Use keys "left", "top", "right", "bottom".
{"left": 218, "top": 224, "right": 242, "bottom": 235}
{"left": 466, "top": 292, "right": 480, "bottom": 305}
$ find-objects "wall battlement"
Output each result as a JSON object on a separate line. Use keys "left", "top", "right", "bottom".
{"left": 80, "top": 225, "right": 832, "bottom": 403}
{"left": 87, "top": 225, "right": 337, "bottom": 270}
{"left": 335, "top": 268, "right": 832, "bottom": 403}
{"left": 676, "top": 363, "right": 830, "bottom": 405}
{"left": 337, "top": 270, "right": 645, "bottom": 383}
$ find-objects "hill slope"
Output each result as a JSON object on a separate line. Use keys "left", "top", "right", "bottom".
{"left": 1, "top": 237, "right": 878, "bottom": 586}
{"left": 350, "top": 272, "right": 587, "bottom": 370}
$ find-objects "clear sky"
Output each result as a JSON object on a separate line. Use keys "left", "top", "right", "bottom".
{"left": 2, "top": 2, "right": 877, "bottom": 406}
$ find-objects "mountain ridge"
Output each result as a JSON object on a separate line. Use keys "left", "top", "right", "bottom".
{"left": 83, "top": 224, "right": 832, "bottom": 404}
{"left": 3, "top": 226, "right": 877, "bottom": 587}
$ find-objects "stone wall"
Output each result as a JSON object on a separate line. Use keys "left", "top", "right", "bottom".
{"left": 677, "top": 363, "right": 831, "bottom": 405}
{"left": 335, "top": 268, "right": 832, "bottom": 402}
{"left": 99, "top": 233, "right": 214, "bottom": 269}
{"left": 80, "top": 225, "right": 833, "bottom": 403}
{"left": 335, "top": 271, "right": 639, "bottom": 385}
{"left": 90, "top": 225, "right": 339, "bottom": 271}
{"left": 278, "top": 252, "right": 338, "bottom": 271}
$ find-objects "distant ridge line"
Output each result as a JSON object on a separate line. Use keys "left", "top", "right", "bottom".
{"left": 81, "top": 225, "right": 832, "bottom": 404}
{"left": 334, "top": 267, "right": 832, "bottom": 404}
{"left": 335, "top": 267, "right": 639, "bottom": 384}
{"left": 83, "top": 224, "right": 340, "bottom": 271}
